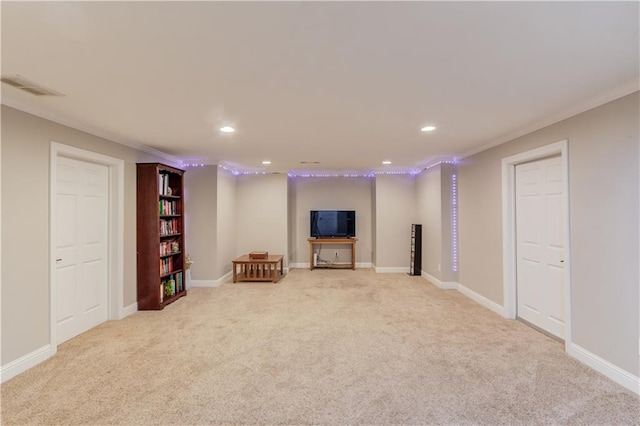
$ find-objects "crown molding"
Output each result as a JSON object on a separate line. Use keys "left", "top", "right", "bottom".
{"left": 459, "top": 78, "right": 640, "bottom": 160}
{"left": 1, "top": 94, "right": 183, "bottom": 166}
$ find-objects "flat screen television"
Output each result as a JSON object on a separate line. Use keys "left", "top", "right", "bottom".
{"left": 310, "top": 210, "right": 356, "bottom": 238}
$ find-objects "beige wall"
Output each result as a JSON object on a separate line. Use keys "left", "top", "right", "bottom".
{"left": 216, "top": 168, "right": 237, "bottom": 277}
{"left": 287, "top": 177, "right": 297, "bottom": 263}
{"left": 290, "top": 176, "right": 374, "bottom": 265}
{"left": 439, "top": 164, "right": 457, "bottom": 283}
{"left": 417, "top": 166, "right": 442, "bottom": 280}
{"left": 458, "top": 92, "right": 639, "bottom": 375}
{"left": 415, "top": 164, "right": 459, "bottom": 283}
{"left": 184, "top": 166, "right": 238, "bottom": 281}
{"left": 374, "top": 174, "right": 417, "bottom": 269}
{"left": 1, "top": 106, "right": 166, "bottom": 365}
{"left": 371, "top": 178, "right": 376, "bottom": 263}
{"left": 3, "top": 92, "right": 637, "bottom": 381}
{"left": 236, "top": 174, "right": 288, "bottom": 265}
{"left": 184, "top": 166, "right": 218, "bottom": 280}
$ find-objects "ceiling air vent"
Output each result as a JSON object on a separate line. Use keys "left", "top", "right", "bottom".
{"left": 1, "top": 75, "right": 65, "bottom": 97}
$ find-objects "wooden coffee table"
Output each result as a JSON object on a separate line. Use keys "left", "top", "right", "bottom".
{"left": 232, "top": 254, "right": 284, "bottom": 283}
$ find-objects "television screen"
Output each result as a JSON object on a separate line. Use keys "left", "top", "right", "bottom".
{"left": 310, "top": 210, "right": 356, "bottom": 238}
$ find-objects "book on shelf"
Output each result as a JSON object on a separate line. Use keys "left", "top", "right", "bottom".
{"left": 160, "top": 257, "right": 174, "bottom": 275}
{"left": 159, "top": 199, "right": 178, "bottom": 215}
{"left": 159, "top": 173, "right": 169, "bottom": 196}
{"left": 162, "top": 275, "right": 176, "bottom": 297}
{"left": 160, "top": 239, "right": 180, "bottom": 256}
{"left": 164, "top": 174, "right": 168, "bottom": 196}
{"left": 159, "top": 273, "right": 184, "bottom": 297}
{"left": 176, "top": 271, "right": 183, "bottom": 292}
{"left": 159, "top": 218, "right": 179, "bottom": 236}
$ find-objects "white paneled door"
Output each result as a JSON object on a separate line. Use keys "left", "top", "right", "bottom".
{"left": 55, "top": 156, "right": 109, "bottom": 344}
{"left": 515, "top": 156, "right": 565, "bottom": 339}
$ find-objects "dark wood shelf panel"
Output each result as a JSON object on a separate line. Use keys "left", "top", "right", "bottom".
{"left": 160, "top": 194, "right": 181, "bottom": 200}
{"left": 160, "top": 233, "right": 182, "bottom": 238}
{"left": 161, "top": 290, "right": 187, "bottom": 307}
{"left": 161, "top": 269, "right": 183, "bottom": 278}
{"left": 160, "top": 215, "right": 181, "bottom": 218}
{"left": 160, "top": 251, "right": 182, "bottom": 259}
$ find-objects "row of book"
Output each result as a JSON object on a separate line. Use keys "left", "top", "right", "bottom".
{"left": 160, "top": 239, "right": 180, "bottom": 257}
{"left": 160, "top": 218, "right": 179, "bottom": 236}
{"left": 159, "top": 199, "right": 179, "bottom": 216}
{"left": 160, "top": 256, "right": 179, "bottom": 275}
{"left": 160, "top": 272, "right": 184, "bottom": 302}
{"left": 158, "top": 173, "right": 174, "bottom": 196}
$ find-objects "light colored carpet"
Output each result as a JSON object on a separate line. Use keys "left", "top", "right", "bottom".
{"left": 2, "top": 269, "right": 639, "bottom": 425}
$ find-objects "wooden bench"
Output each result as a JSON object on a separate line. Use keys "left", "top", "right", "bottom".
{"left": 232, "top": 254, "right": 284, "bottom": 283}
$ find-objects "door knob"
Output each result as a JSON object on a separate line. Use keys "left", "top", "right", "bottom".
{"left": 56, "top": 258, "right": 62, "bottom": 262}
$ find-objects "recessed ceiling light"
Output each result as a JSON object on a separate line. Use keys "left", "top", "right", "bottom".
{"left": 262, "top": 160, "right": 271, "bottom": 165}
{"left": 382, "top": 161, "right": 392, "bottom": 165}
{"left": 421, "top": 126, "right": 436, "bottom": 132}
{"left": 220, "top": 126, "right": 235, "bottom": 133}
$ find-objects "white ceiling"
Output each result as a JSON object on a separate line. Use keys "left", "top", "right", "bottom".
{"left": 2, "top": 1, "right": 638, "bottom": 173}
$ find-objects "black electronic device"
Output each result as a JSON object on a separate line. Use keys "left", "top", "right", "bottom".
{"left": 310, "top": 210, "right": 356, "bottom": 238}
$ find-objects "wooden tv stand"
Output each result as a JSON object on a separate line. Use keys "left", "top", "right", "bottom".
{"left": 308, "top": 238, "right": 357, "bottom": 270}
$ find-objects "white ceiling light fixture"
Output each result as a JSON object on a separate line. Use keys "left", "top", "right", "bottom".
{"left": 382, "top": 161, "right": 392, "bottom": 165}
{"left": 262, "top": 160, "right": 271, "bottom": 165}
{"left": 219, "top": 126, "right": 235, "bottom": 133}
{"left": 421, "top": 125, "right": 436, "bottom": 132}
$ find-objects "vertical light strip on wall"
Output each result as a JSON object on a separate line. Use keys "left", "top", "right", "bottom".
{"left": 451, "top": 166, "right": 459, "bottom": 272}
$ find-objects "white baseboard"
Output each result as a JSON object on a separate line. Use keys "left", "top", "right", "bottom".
{"left": 423, "top": 274, "right": 503, "bottom": 316}
{"left": 194, "top": 269, "right": 292, "bottom": 286}
{"left": 457, "top": 283, "right": 505, "bottom": 316}
{"left": 1, "top": 345, "right": 53, "bottom": 383}
{"left": 421, "top": 271, "right": 457, "bottom": 289}
{"left": 286, "top": 262, "right": 372, "bottom": 269}
{"left": 190, "top": 279, "right": 220, "bottom": 288}
{"left": 447, "top": 281, "right": 639, "bottom": 394}
{"left": 119, "top": 302, "right": 138, "bottom": 319}
{"left": 421, "top": 270, "right": 439, "bottom": 285}
{"left": 215, "top": 271, "right": 233, "bottom": 286}
{"left": 191, "top": 271, "right": 234, "bottom": 287}
{"left": 567, "top": 343, "right": 640, "bottom": 395}
{"left": 375, "top": 267, "right": 410, "bottom": 273}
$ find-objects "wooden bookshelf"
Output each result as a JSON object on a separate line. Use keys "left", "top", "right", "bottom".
{"left": 136, "top": 163, "right": 186, "bottom": 310}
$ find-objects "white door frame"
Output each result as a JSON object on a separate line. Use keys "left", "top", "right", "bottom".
{"left": 501, "top": 139, "right": 572, "bottom": 348}
{"left": 50, "top": 142, "right": 124, "bottom": 353}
